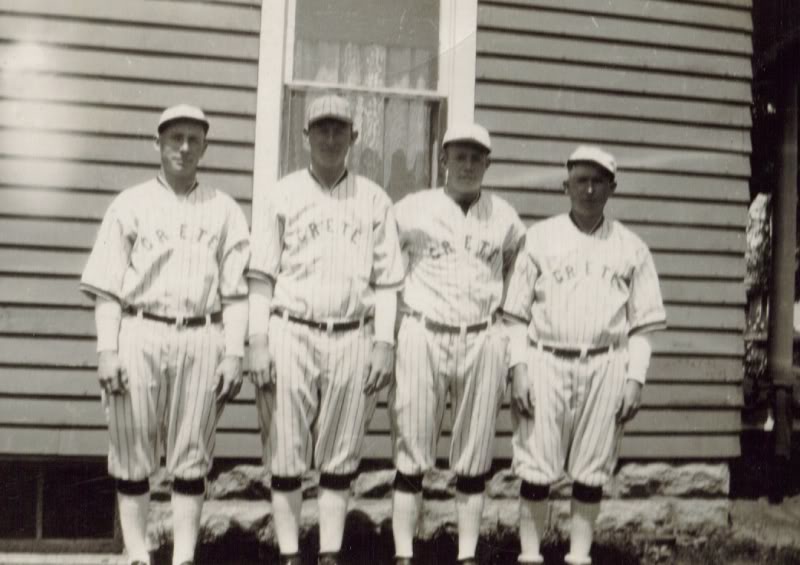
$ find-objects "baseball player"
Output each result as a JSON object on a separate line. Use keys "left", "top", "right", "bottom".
{"left": 80, "top": 105, "right": 250, "bottom": 565}
{"left": 390, "top": 123, "right": 526, "bottom": 565}
{"left": 247, "top": 93, "right": 404, "bottom": 565}
{"left": 502, "top": 146, "right": 667, "bottom": 565}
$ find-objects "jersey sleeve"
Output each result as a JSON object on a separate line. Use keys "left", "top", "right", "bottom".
{"left": 627, "top": 244, "right": 668, "bottom": 335}
{"left": 502, "top": 207, "right": 527, "bottom": 277}
{"left": 219, "top": 197, "right": 251, "bottom": 302}
{"left": 501, "top": 231, "right": 539, "bottom": 323}
{"left": 370, "top": 190, "right": 405, "bottom": 289}
{"left": 247, "top": 184, "right": 284, "bottom": 283}
{"left": 79, "top": 198, "right": 134, "bottom": 302}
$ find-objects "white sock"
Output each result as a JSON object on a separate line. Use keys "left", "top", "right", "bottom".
{"left": 171, "top": 492, "right": 203, "bottom": 565}
{"left": 318, "top": 487, "right": 349, "bottom": 554}
{"left": 272, "top": 488, "right": 302, "bottom": 555}
{"left": 456, "top": 492, "right": 484, "bottom": 560}
{"left": 569, "top": 499, "right": 600, "bottom": 561}
{"left": 118, "top": 492, "right": 150, "bottom": 564}
{"left": 518, "top": 498, "right": 547, "bottom": 561}
{"left": 392, "top": 490, "right": 421, "bottom": 558}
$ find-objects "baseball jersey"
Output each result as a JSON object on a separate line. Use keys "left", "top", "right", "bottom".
{"left": 394, "top": 188, "right": 526, "bottom": 323}
{"left": 248, "top": 168, "right": 404, "bottom": 319}
{"left": 504, "top": 214, "right": 667, "bottom": 346}
{"left": 80, "top": 176, "right": 250, "bottom": 314}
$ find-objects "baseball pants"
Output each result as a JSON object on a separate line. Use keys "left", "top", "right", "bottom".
{"left": 512, "top": 345, "right": 628, "bottom": 487}
{"left": 104, "top": 316, "right": 225, "bottom": 481}
{"left": 255, "top": 314, "right": 376, "bottom": 478}
{"left": 390, "top": 314, "right": 508, "bottom": 477}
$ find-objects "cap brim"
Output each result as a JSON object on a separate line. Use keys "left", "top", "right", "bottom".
{"left": 158, "top": 117, "right": 210, "bottom": 133}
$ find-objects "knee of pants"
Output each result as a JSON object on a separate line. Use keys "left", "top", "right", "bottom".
{"left": 393, "top": 471, "right": 424, "bottom": 494}
{"left": 520, "top": 481, "right": 550, "bottom": 501}
{"left": 455, "top": 473, "right": 487, "bottom": 495}
{"left": 572, "top": 482, "right": 603, "bottom": 503}
{"left": 116, "top": 478, "right": 150, "bottom": 496}
{"left": 173, "top": 477, "right": 206, "bottom": 496}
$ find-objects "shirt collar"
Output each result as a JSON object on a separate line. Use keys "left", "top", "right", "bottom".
{"left": 308, "top": 166, "right": 349, "bottom": 190}
{"left": 568, "top": 211, "right": 605, "bottom": 235}
{"left": 157, "top": 174, "right": 198, "bottom": 196}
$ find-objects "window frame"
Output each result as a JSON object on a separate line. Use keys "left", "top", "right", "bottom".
{"left": 252, "top": 0, "right": 478, "bottom": 194}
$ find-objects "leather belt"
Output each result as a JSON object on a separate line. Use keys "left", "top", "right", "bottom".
{"left": 273, "top": 307, "right": 368, "bottom": 332}
{"left": 124, "top": 307, "right": 221, "bottom": 328}
{"left": 406, "top": 309, "right": 496, "bottom": 335}
{"left": 531, "top": 339, "right": 613, "bottom": 360}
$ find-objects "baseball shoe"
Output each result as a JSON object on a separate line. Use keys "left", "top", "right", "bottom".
{"left": 517, "top": 555, "right": 544, "bottom": 564}
{"left": 129, "top": 562, "right": 148, "bottom": 565}
{"left": 318, "top": 552, "right": 340, "bottom": 565}
{"left": 280, "top": 553, "right": 303, "bottom": 565}
{"left": 394, "top": 558, "right": 414, "bottom": 565}
{"left": 457, "top": 558, "right": 477, "bottom": 565}
{"left": 564, "top": 554, "right": 591, "bottom": 565}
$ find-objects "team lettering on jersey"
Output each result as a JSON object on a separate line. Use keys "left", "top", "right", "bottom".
{"left": 288, "top": 217, "right": 363, "bottom": 248}
{"left": 425, "top": 235, "right": 500, "bottom": 265}
{"left": 546, "top": 256, "right": 631, "bottom": 288}
{"left": 133, "top": 223, "right": 220, "bottom": 253}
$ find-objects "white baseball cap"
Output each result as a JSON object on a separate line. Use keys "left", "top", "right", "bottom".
{"left": 157, "top": 104, "right": 209, "bottom": 134}
{"left": 567, "top": 145, "right": 616, "bottom": 177}
{"left": 305, "top": 94, "right": 354, "bottom": 129}
{"left": 442, "top": 122, "right": 491, "bottom": 153}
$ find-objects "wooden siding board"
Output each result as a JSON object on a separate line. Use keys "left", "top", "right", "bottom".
{"left": 0, "top": 131, "right": 255, "bottom": 172}
{"left": 0, "top": 13, "right": 260, "bottom": 59}
{"left": 0, "top": 0, "right": 262, "bottom": 33}
{"left": 490, "top": 138, "right": 751, "bottom": 177}
{"left": 0, "top": 44, "right": 259, "bottom": 88}
{"left": 478, "top": 4, "right": 752, "bottom": 54}
{"left": 0, "top": 275, "right": 741, "bottom": 309}
{"left": 494, "top": 189, "right": 748, "bottom": 229}
{"left": 653, "top": 330, "right": 743, "bottom": 356}
{"left": 481, "top": 0, "right": 752, "bottom": 31}
{"left": 1, "top": 158, "right": 254, "bottom": 199}
{"left": 477, "top": 57, "right": 752, "bottom": 103}
{"left": 477, "top": 30, "right": 752, "bottom": 79}
{"left": 477, "top": 108, "right": 751, "bottom": 153}
{"left": 0, "top": 427, "right": 741, "bottom": 459}
{"left": 0, "top": 101, "right": 257, "bottom": 143}
{"left": 0, "top": 398, "right": 740, "bottom": 435}
{"left": 0, "top": 74, "right": 258, "bottom": 114}
{"left": 0, "top": 188, "right": 252, "bottom": 222}
{"left": 476, "top": 83, "right": 752, "bottom": 127}
{"left": 486, "top": 164, "right": 751, "bottom": 203}
{"left": 0, "top": 218, "right": 99, "bottom": 250}
{"left": 667, "top": 304, "right": 744, "bottom": 331}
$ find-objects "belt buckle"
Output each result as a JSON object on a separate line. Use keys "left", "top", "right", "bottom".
{"left": 579, "top": 346, "right": 588, "bottom": 360}
{"left": 175, "top": 314, "right": 187, "bottom": 329}
{"left": 459, "top": 322, "right": 467, "bottom": 339}
{"left": 326, "top": 319, "right": 334, "bottom": 334}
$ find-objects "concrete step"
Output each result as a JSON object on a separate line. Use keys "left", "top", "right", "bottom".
{"left": 0, "top": 554, "right": 127, "bottom": 565}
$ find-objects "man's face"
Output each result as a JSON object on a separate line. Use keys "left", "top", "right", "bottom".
{"left": 156, "top": 120, "right": 208, "bottom": 180}
{"left": 306, "top": 118, "right": 357, "bottom": 172}
{"left": 563, "top": 162, "right": 616, "bottom": 218}
{"left": 442, "top": 142, "right": 490, "bottom": 197}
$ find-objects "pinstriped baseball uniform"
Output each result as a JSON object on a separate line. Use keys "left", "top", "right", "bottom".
{"left": 390, "top": 188, "right": 525, "bottom": 476}
{"left": 80, "top": 177, "right": 250, "bottom": 480}
{"left": 248, "top": 168, "right": 404, "bottom": 477}
{"left": 503, "top": 214, "right": 666, "bottom": 486}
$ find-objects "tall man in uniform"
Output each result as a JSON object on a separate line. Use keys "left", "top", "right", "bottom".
{"left": 503, "top": 146, "right": 667, "bottom": 565}
{"left": 390, "top": 123, "right": 526, "bottom": 565}
{"left": 247, "top": 94, "right": 404, "bottom": 565}
{"left": 81, "top": 105, "right": 250, "bottom": 565}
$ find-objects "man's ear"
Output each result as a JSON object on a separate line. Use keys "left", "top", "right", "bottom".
{"left": 485, "top": 155, "right": 491, "bottom": 171}
{"left": 609, "top": 180, "right": 617, "bottom": 193}
{"left": 153, "top": 135, "right": 161, "bottom": 152}
{"left": 563, "top": 180, "right": 569, "bottom": 193}
{"left": 350, "top": 129, "right": 359, "bottom": 145}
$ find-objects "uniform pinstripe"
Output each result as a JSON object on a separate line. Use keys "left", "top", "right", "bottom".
{"left": 81, "top": 177, "right": 250, "bottom": 481}
{"left": 248, "top": 168, "right": 404, "bottom": 477}
{"left": 503, "top": 214, "right": 666, "bottom": 486}
{"left": 391, "top": 188, "right": 525, "bottom": 476}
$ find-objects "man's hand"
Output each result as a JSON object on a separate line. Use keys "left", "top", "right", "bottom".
{"left": 248, "top": 334, "right": 275, "bottom": 390}
{"left": 617, "top": 379, "right": 643, "bottom": 424}
{"left": 97, "top": 350, "right": 128, "bottom": 395}
{"left": 215, "top": 355, "right": 243, "bottom": 403}
{"left": 363, "top": 341, "right": 395, "bottom": 396}
{"left": 510, "top": 363, "right": 534, "bottom": 418}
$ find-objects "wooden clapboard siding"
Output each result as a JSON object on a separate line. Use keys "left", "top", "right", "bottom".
{"left": 0, "top": 0, "right": 259, "bottom": 458}
{"left": 476, "top": 0, "right": 750, "bottom": 458}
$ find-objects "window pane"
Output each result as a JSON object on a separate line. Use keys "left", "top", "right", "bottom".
{"left": 281, "top": 88, "right": 437, "bottom": 201}
{"left": 294, "top": 0, "right": 438, "bottom": 90}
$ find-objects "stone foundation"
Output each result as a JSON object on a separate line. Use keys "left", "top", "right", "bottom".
{"left": 146, "top": 462, "right": 731, "bottom": 560}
